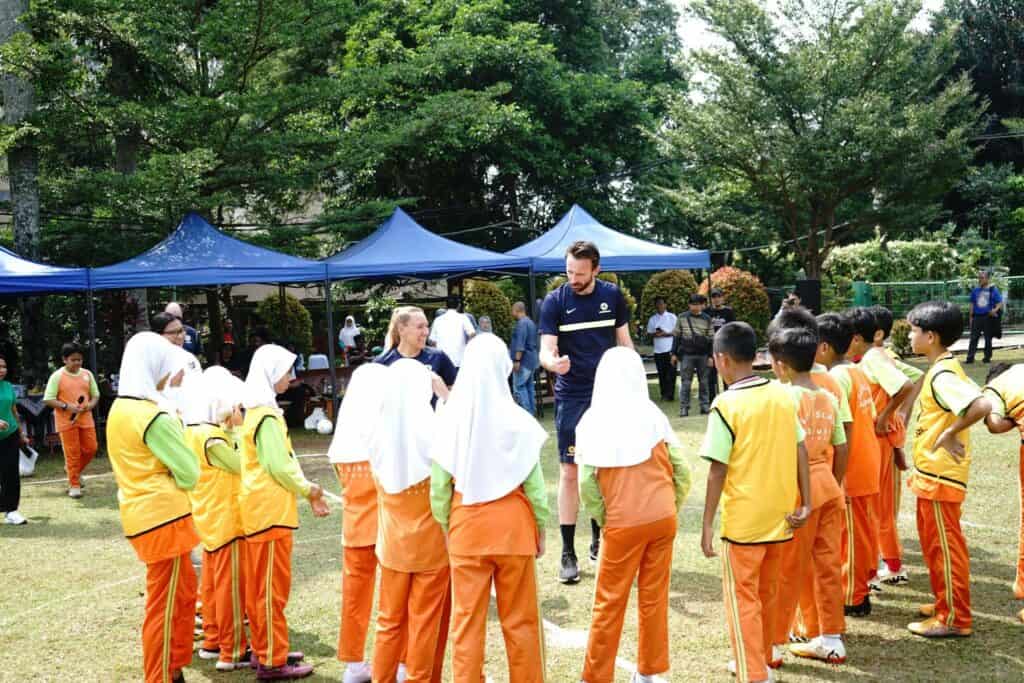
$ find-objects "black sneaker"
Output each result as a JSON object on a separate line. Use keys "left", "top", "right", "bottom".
{"left": 560, "top": 552, "right": 581, "bottom": 584}
{"left": 700, "top": 408, "right": 710, "bottom": 415}
{"left": 589, "top": 538, "right": 600, "bottom": 562}
{"left": 844, "top": 595, "right": 872, "bottom": 617}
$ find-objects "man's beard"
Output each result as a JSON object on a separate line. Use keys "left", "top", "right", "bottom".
{"left": 570, "top": 276, "right": 594, "bottom": 293}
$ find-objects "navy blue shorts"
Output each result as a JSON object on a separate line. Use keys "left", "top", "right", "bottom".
{"left": 555, "top": 397, "right": 591, "bottom": 464}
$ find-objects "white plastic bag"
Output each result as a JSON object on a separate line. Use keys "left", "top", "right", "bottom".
{"left": 304, "top": 407, "right": 326, "bottom": 431}
{"left": 19, "top": 445, "right": 39, "bottom": 477}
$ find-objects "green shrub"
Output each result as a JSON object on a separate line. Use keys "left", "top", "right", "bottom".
{"left": 493, "top": 277, "right": 526, "bottom": 306}
{"left": 698, "top": 267, "right": 771, "bottom": 338}
{"left": 361, "top": 293, "right": 397, "bottom": 350}
{"left": 889, "top": 319, "right": 913, "bottom": 358}
{"left": 465, "top": 279, "right": 514, "bottom": 340}
{"left": 639, "top": 270, "right": 698, "bottom": 327}
{"left": 546, "top": 272, "right": 639, "bottom": 334}
{"left": 823, "top": 238, "right": 960, "bottom": 282}
{"left": 256, "top": 292, "right": 313, "bottom": 354}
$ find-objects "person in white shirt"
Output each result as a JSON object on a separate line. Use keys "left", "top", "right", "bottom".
{"left": 646, "top": 297, "right": 678, "bottom": 401}
{"left": 428, "top": 296, "right": 476, "bottom": 368}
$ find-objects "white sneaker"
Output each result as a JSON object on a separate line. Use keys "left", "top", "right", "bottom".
{"left": 876, "top": 562, "right": 908, "bottom": 585}
{"left": 396, "top": 663, "right": 408, "bottom": 683}
{"left": 630, "top": 673, "right": 655, "bottom": 683}
{"left": 4, "top": 510, "right": 27, "bottom": 525}
{"left": 790, "top": 635, "right": 847, "bottom": 663}
{"left": 342, "top": 661, "right": 372, "bottom": 683}
{"left": 197, "top": 647, "right": 220, "bottom": 660}
{"left": 727, "top": 660, "right": 775, "bottom": 681}
{"left": 68, "top": 486, "right": 83, "bottom": 499}
{"left": 215, "top": 659, "right": 248, "bottom": 671}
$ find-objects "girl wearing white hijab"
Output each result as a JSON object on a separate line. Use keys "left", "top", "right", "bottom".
{"left": 182, "top": 367, "right": 252, "bottom": 671}
{"left": 237, "top": 344, "right": 327, "bottom": 679}
{"left": 327, "top": 363, "right": 399, "bottom": 683}
{"left": 339, "top": 315, "right": 361, "bottom": 354}
{"left": 106, "top": 331, "right": 201, "bottom": 683}
{"left": 162, "top": 346, "right": 202, "bottom": 416}
{"left": 576, "top": 347, "right": 691, "bottom": 683}
{"left": 429, "top": 334, "right": 549, "bottom": 683}
{"left": 369, "top": 359, "right": 450, "bottom": 683}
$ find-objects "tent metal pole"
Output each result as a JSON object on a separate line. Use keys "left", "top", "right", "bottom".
{"left": 528, "top": 264, "right": 537, "bottom": 320}
{"left": 87, "top": 287, "right": 98, "bottom": 373}
{"left": 324, "top": 278, "right": 339, "bottom": 418}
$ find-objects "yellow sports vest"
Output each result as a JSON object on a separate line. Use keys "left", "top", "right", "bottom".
{"left": 713, "top": 378, "right": 799, "bottom": 544}
{"left": 239, "top": 407, "right": 299, "bottom": 537}
{"left": 106, "top": 397, "right": 192, "bottom": 538}
{"left": 984, "top": 364, "right": 1024, "bottom": 428}
{"left": 185, "top": 423, "right": 244, "bottom": 551}
{"left": 912, "top": 355, "right": 972, "bottom": 495}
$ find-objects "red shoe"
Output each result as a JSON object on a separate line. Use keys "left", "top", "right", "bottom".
{"left": 255, "top": 662, "right": 314, "bottom": 680}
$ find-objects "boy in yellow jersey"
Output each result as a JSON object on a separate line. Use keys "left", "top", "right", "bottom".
{"left": 183, "top": 367, "right": 251, "bottom": 671}
{"left": 43, "top": 342, "right": 100, "bottom": 498}
{"left": 765, "top": 309, "right": 849, "bottom": 666}
{"left": 106, "top": 332, "right": 200, "bottom": 683}
{"left": 701, "top": 322, "right": 811, "bottom": 683}
{"left": 846, "top": 307, "right": 917, "bottom": 586}
{"left": 240, "top": 345, "right": 330, "bottom": 679}
{"left": 981, "top": 362, "right": 1024, "bottom": 615}
{"left": 815, "top": 313, "right": 880, "bottom": 617}
{"left": 905, "top": 301, "right": 991, "bottom": 638}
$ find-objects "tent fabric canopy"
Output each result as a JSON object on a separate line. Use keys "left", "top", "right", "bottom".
{"left": 324, "top": 207, "right": 531, "bottom": 279}
{"left": 507, "top": 204, "right": 710, "bottom": 272}
{"left": 89, "top": 212, "right": 327, "bottom": 290}
{"left": 0, "top": 246, "right": 91, "bottom": 294}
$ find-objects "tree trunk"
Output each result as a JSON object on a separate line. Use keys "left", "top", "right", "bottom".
{"left": 2, "top": 0, "right": 46, "bottom": 384}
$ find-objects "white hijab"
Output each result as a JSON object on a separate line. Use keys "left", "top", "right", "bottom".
{"left": 164, "top": 347, "right": 202, "bottom": 416}
{"left": 339, "top": 316, "right": 361, "bottom": 348}
{"left": 430, "top": 334, "right": 547, "bottom": 504}
{"left": 328, "top": 363, "right": 389, "bottom": 464}
{"left": 575, "top": 347, "right": 680, "bottom": 468}
{"left": 204, "top": 366, "right": 246, "bottom": 425}
{"left": 369, "top": 359, "right": 435, "bottom": 494}
{"left": 116, "top": 332, "right": 183, "bottom": 404}
{"left": 244, "top": 344, "right": 296, "bottom": 410}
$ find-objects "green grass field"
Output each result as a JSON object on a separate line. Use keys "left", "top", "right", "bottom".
{"left": 4, "top": 351, "right": 1024, "bottom": 682}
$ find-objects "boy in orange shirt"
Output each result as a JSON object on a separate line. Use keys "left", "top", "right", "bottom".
{"left": 766, "top": 309, "right": 849, "bottom": 665}
{"left": 701, "top": 322, "right": 810, "bottom": 683}
{"left": 43, "top": 342, "right": 100, "bottom": 499}
{"left": 815, "top": 313, "right": 880, "bottom": 617}
{"left": 905, "top": 301, "right": 990, "bottom": 637}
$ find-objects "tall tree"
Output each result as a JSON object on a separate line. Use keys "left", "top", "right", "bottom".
{"left": 668, "top": 0, "right": 982, "bottom": 278}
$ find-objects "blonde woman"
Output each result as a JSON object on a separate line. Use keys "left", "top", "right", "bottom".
{"left": 377, "top": 306, "right": 456, "bottom": 405}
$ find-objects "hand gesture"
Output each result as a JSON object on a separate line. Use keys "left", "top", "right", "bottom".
{"left": 0, "top": 419, "right": 8, "bottom": 432}
{"left": 430, "top": 372, "right": 450, "bottom": 401}
{"left": 307, "top": 483, "right": 331, "bottom": 517}
{"left": 19, "top": 432, "right": 30, "bottom": 447}
{"left": 552, "top": 354, "right": 571, "bottom": 376}
{"left": 874, "top": 413, "right": 893, "bottom": 436}
{"left": 786, "top": 505, "right": 811, "bottom": 529}
{"left": 931, "top": 428, "right": 965, "bottom": 463}
{"left": 701, "top": 525, "right": 717, "bottom": 558}
{"left": 670, "top": 355, "right": 678, "bottom": 367}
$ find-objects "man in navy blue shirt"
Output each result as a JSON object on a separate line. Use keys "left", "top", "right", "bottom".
{"left": 509, "top": 301, "right": 539, "bottom": 415}
{"left": 539, "top": 240, "right": 632, "bottom": 583}
{"left": 966, "top": 269, "right": 1003, "bottom": 364}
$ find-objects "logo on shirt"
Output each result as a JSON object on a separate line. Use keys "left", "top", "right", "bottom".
{"left": 566, "top": 308, "right": 577, "bottom": 314}
{"left": 599, "top": 302, "right": 610, "bottom": 313}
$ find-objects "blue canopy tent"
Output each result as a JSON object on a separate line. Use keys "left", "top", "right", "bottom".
{"left": 0, "top": 246, "right": 90, "bottom": 294}
{"left": 323, "top": 207, "right": 531, "bottom": 280}
{"left": 507, "top": 204, "right": 711, "bottom": 272}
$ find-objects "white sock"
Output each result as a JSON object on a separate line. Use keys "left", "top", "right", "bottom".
{"left": 822, "top": 634, "right": 843, "bottom": 647}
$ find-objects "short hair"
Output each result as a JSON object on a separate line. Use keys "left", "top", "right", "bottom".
{"left": 710, "top": 288, "right": 724, "bottom": 298}
{"left": 767, "top": 306, "right": 818, "bottom": 339}
{"left": 714, "top": 321, "right": 757, "bottom": 362}
{"left": 446, "top": 295, "right": 460, "bottom": 310}
{"left": 768, "top": 326, "right": 818, "bottom": 373}
{"left": 512, "top": 301, "right": 526, "bottom": 313}
{"left": 986, "top": 362, "right": 1012, "bottom": 385}
{"left": 869, "top": 305, "right": 895, "bottom": 339}
{"left": 150, "top": 312, "right": 177, "bottom": 334}
{"left": 61, "top": 342, "right": 84, "bottom": 359}
{"left": 907, "top": 301, "right": 963, "bottom": 348}
{"left": 979, "top": 269, "right": 991, "bottom": 278}
{"left": 251, "top": 325, "right": 272, "bottom": 343}
{"left": 843, "top": 306, "right": 878, "bottom": 341}
{"left": 816, "top": 313, "right": 854, "bottom": 356}
{"left": 690, "top": 294, "right": 707, "bottom": 305}
{"left": 653, "top": 296, "right": 666, "bottom": 305}
{"left": 565, "top": 240, "right": 600, "bottom": 268}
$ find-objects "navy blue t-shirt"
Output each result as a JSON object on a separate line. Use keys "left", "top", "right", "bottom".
{"left": 375, "top": 346, "right": 458, "bottom": 406}
{"left": 539, "top": 279, "right": 630, "bottom": 399}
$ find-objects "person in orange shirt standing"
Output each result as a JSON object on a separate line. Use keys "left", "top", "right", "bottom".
{"left": 430, "top": 335, "right": 550, "bottom": 683}
{"left": 239, "top": 345, "right": 330, "bottom": 680}
{"left": 43, "top": 342, "right": 100, "bottom": 499}
{"left": 815, "top": 313, "right": 880, "bottom": 617}
{"left": 370, "top": 359, "right": 452, "bottom": 683}
{"left": 906, "top": 301, "right": 990, "bottom": 637}
{"left": 327, "top": 362, "right": 401, "bottom": 683}
{"left": 577, "top": 347, "right": 690, "bottom": 683}
{"left": 765, "top": 310, "right": 849, "bottom": 666}
{"left": 106, "top": 331, "right": 201, "bottom": 683}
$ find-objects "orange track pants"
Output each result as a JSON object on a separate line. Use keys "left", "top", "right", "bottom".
{"left": 142, "top": 552, "right": 198, "bottom": 683}
{"left": 450, "top": 554, "right": 544, "bottom": 683}
{"left": 917, "top": 498, "right": 971, "bottom": 630}
{"left": 1016, "top": 445, "right": 1024, "bottom": 598}
{"left": 247, "top": 533, "right": 294, "bottom": 668}
{"left": 59, "top": 424, "right": 97, "bottom": 488}
{"left": 721, "top": 540, "right": 782, "bottom": 683}
{"left": 583, "top": 516, "right": 676, "bottom": 683}
{"left": 775, "top": 496, "right": 845, "bottom": 642}
{"left": 373, "top": 565, "right": 451, "bottom": 683}
{"left": 842, "top": 494, "right": 878, "bottom": 606}
{"left": 203, "top": 540, "right": 249, "bottom": 663}
{"left": 200, "top": 555, "right": 218, "bottom": 650}
{"left": 339, "top": 545, "right": 377, "bottom": 662}
{"left": 877, "top": 440, "right": 903, "bottom": 567}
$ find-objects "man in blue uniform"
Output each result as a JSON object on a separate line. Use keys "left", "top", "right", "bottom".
{"left": 539, "top": 240, "right": 632, "bottom": 583}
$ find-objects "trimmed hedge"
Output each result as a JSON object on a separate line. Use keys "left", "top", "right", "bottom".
{"left": 465, "top": 279, "right": 514, "bottom": 340}
{"left": 639, "top": 270, "right": 698, "bottom": 327}
{"left": 256, "top": 292, "right": 313, "bottom": 354}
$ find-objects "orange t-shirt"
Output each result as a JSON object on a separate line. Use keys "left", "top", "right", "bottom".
{"left": 793, "top": 387, "right": 844, "bottom": 509}
{"left": 51, "top": 369, "right": 96, "bottom": 433}
{"left": 128, "top": 515, "right": 200, "bottom": 565}
{"left": 448, "top": 487, "right": 537, "bottom": 557}
{"left": 596, "top": 441, "right": 677, "bottom": 529}
{"left": 334, "top": 462, "right": 377, "bottom": 548}
{"left": 375, "top": 477, "right": 448, "bottom": 573}
{"left": 831, "top": 364, "right": 881, "bottom": 498}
